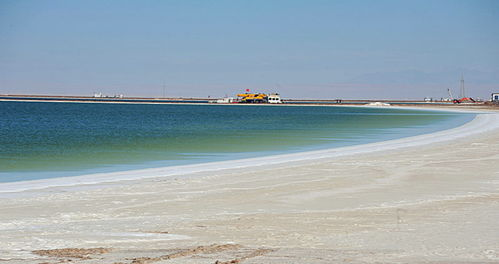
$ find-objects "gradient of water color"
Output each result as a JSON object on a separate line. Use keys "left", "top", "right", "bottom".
{"left": 0, "top": 102, "right": 474, "bottom": 182}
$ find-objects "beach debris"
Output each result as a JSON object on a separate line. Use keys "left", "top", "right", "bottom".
{"left": 33, "top": 247, "right": 111, "bottom": 259}
{"left": 143, "top": 230, "right": 169, "bottom": 234}
{"left": 214, "top": 248, "right": 275, "bottom": 264}
{"left": 130, "top": 244, "right": 241, "bottom": 264}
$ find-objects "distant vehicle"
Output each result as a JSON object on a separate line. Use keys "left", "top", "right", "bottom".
{"left": 453, "top": 97, "right": 476, "bottom": 104}
{"left": 214, "top": 97, "right": 235, "bottom": 104}
{"left": 235, "top": 89, "right": 283, "bottom": 103}
{"left": 237, "top": 92, "right": 267, "bottom": 103}
{"left": 267, "top": 93, "right": 282, "bottom": 104}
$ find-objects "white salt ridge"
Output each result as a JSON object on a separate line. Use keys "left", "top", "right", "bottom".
{"left": 1, "top": 110, "right": 498, "bottom": 194}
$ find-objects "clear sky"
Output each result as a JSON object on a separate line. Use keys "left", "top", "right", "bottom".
{"left": 1, "top": 0, "right": 498, "bottom": 99}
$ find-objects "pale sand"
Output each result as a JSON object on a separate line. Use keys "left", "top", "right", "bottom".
{"left": 1, "top": 107, "right": 499, "bottom": 263}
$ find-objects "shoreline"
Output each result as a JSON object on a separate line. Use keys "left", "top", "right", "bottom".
{"left": 1, "top": 106, "right": 497, "bottom": 195}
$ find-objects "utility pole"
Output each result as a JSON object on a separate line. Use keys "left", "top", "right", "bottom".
{"left": 460, "top": 74, "right": 465, "bottom": 98}
{"left": 162, "top": 82, "right": 166, "bottom": 98}
{"left": 447, "top": 88, "right": 454, "bottom": 100}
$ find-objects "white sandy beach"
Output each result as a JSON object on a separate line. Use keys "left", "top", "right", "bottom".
{"left": 1, "top": 107, "right": 499, "bottom": 263}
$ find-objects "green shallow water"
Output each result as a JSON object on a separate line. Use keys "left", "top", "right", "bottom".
{"left": 0, "top": 101, "right": 474, "bottom": 182}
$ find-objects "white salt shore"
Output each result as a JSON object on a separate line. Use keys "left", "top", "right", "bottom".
{"left": 1, "top": 107, "right": 499, "bottom": 263}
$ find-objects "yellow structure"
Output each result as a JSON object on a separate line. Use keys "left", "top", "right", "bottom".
{"left": 236, "top": 93, "right": 268, "bottom": 103}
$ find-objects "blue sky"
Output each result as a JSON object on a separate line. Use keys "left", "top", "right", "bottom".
{"left": 1, "top": 0, "right": 498, "bottom": 99}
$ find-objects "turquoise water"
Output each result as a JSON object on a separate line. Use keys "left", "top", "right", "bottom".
{"left": 0, "top": 101, "right": 474, "bottom": 182}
